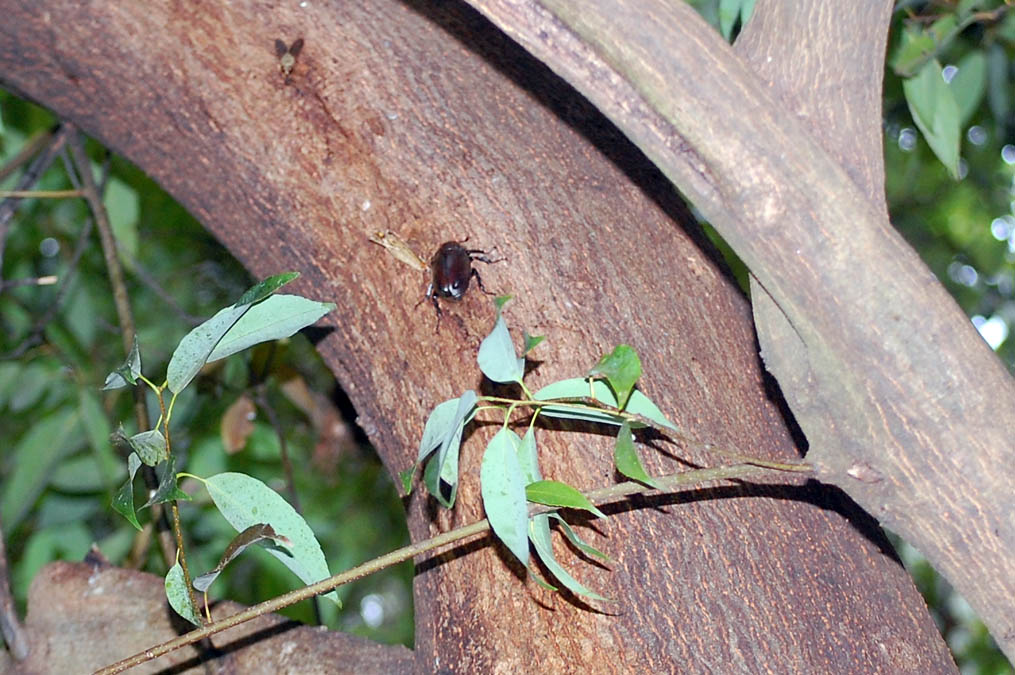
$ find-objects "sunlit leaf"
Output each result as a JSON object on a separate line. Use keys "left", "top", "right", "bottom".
{"left": 529, "top": 514, "right": 607, "bottom": 601}
{"left": 588, "top": 345, "right": 642, "bottom": 410}
{"left": 420, "top": 391, "right": 476, "bottom": 508}
{"left": 526, "top": 480, "right": 606, "bottom": 519}
{"left": 614, "top": 421, "right": 661, "bottom": 489}
{"left": 478, "top": 313, "right": 525, "bottom": 384}
{"left": 481, "top": 429, "right": 530, "bottom": 567}
{"left": 549, "top": 513, "right": 611, "bottom": 562}
{"left": 206, "top": 294, "right": 335, "bottom": 363}
{"left": 234, "top": 272, "right": 300, "bottom": 307}
{"left": 950, "top": 50, "right": 986, "bottom": 126}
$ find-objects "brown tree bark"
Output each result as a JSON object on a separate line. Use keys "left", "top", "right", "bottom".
{"left": 0, "top": 0, "right": 961, "bottom": 672}
{"left": 465, "top": 0, "right": 1015, "bottom": 661}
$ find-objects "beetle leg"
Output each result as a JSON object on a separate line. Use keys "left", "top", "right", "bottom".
{"left": 471, "top": 268, "right": 495, "bottom": 296}
{"left": 431, "top": 294, "right": 443, "bottom": 332}
{"left": 466, "top": 248, "right": 502, "bottom": 265}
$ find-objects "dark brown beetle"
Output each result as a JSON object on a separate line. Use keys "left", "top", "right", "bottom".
{"left": 423, "top": 239, "right": 498, "bottom": 330}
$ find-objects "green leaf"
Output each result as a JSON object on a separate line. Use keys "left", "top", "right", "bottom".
{"left": 718, "top": 0, "right": 743, "bottom": 40}
{"left": 533, "top": 378, "right": 677, "bottom": 430}
{"left": 143, "top": 455, "right": 190, "bottom": 507}
{"left": 493, "top": 295, "right": 513, "bottom": 311}
{"left": 588, "top": 345, "right": 642, "bottom": 410}
{"left": 522, "top": 332, "right": 545, "bottom": 356}
{"left": 206, "top": 294, "right": 335, "bottom": 363}
{"left": 112, "top": 453, "right": 143, "bottom": 530}
{"left": 516, "top": 427, "right": 541, "bottom": 484}
{"left": 167, "top": 302, "right": 251, "bottom": 394}
{"left": 478, "top": 313, "right": 525, "bottom": 384}
{"left": 529, "top": 514, "right": 607, "bottom": 601}
{"left": 480, "top": 429, "right": 530, "bottom": 567}
{"left": 950, "top": 50, "right": 987, "bottom": 126}
{"left": 102, "top": 336, "right": 142, "bottom": 390}
{"left": 904, "top": 60, "right": 961, "bottom": 179}
{"left": 1, "top": 408, "right": 82, "bottom": 531}
{"left": 526, "top": 480, "right": 606, "bottom": 519}
{"left": 204, "top": 472, "right": 340, "bottom": 605}
{"left": 235, "top": 272, "right": 300, "bottom": 306}
{"left": 891, "top": 26, "right": 937, "bottom": 76}
{"left": 420, "top": 392, "right": 476, "bottom": 508}
{"left": 614, "top": 421, "right": 661, "bottom": 489}
{"left": 548, "top": 513, "right": 611, "bottom": 562}
{"left": 127, "top": 429, "right": 167, "bottom": 466}
{"left": 165, "top": 561, "right": 202, "bottom": 626}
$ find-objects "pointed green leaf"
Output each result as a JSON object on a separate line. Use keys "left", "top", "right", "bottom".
{"left": 481, "top": 429, "right": 529, "bottom": 567}
{"left": 420, "top": 391, "right": 476, "bottom": 508}
{"left": 143, "top": 455, "right": 190, "bottom": 507}
{"left": 549, "top": 513, "right": 611, "bottom": 562}
{"left": 904, "top": 60, "right": 961, "bottom": 179}
{"left": 522, "top": 332, "right": 545, "bottom": 355}
{"left": 478, "top": 313, "right": 525, "bottom": 384}
{"left": 588, "top": 345, "right": 642, "bottom": 410}
{"left": 614, "top": 422, "right": 661, "bottom": 489}
{"left": 127, "top": 429, "right": 167, "bottom": 466}
{"left": 204, "top": 472, "right": 340, "bottom": 605}
{"left": 112, "top": 453, "right": 143, "bottom": 530}
{"left": 206, "top": 294, "right": 335, "bottom": 363}
{"left": 529, "top": 514, "right": 607, "bottom": 601}
{"left": 526, "top": 480, "right": 606, "bottom": 519}
{"left": 103, "top": 336, "right": 142, "bottom": 389}
{"left": 516, "top": 427, "right": 541, "bottom": 484}
{"left": 234, "top": 272, "right": 300, "bottom": 306}
{"left": 533, "top": 378, "right": 677, "bottom": 430}
{"left": 165, "top": 561, "right": 202, "bottom": 626}
{"left": 167, "top": 303, "right": 251, "bottom": 394}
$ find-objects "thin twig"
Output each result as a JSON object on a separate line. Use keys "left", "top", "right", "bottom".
{"left": 0, "top": 125, "right": 70, "bottom": 276}
{"left": 94, "top": 462, "right": 791, "bottom": 674}
{"left": 64, "top": 126, "right": 177, "bottom": 569}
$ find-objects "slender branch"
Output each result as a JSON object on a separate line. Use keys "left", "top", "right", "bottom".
{"left": 0, "top": 125, "right": 70, "bottom": 277}
{"left": 65, "top": 127, "right": 177, "bottom": 569}
{"left": 94, "top": 462, "right": 795, "bottom": 674}
{"left": 0, "top": 189, "right": 83, "bottom": 198}
{"left": 482, "top": 395, "right": 812, "bottom": 473}
{"left": 0, "top": 127, "right": 54, "bottom": 183}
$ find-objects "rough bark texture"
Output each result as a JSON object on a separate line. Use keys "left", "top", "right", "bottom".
{"left": 467, "top": 0, "right": 1015, "bottom": 660}
{"left": 0, "top": 560, "right": 412, "bottom": 674}
{"left": 0, "top": 0, "right": 959, "bottom": 672}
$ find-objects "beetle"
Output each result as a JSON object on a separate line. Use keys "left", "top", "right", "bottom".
{"left": 422, "top": 239, "right": 498, "bottom": 330}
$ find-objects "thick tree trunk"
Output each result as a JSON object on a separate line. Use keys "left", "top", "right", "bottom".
{"left": 1, "top": 0, "right": 958, "bottom": 671}
{"left": 467, "top": 0, "right": 1015, "bottom": 661}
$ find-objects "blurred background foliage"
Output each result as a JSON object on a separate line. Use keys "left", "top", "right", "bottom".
{"left": 0, "top": 0, "right": 1012, "bottom": 670}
